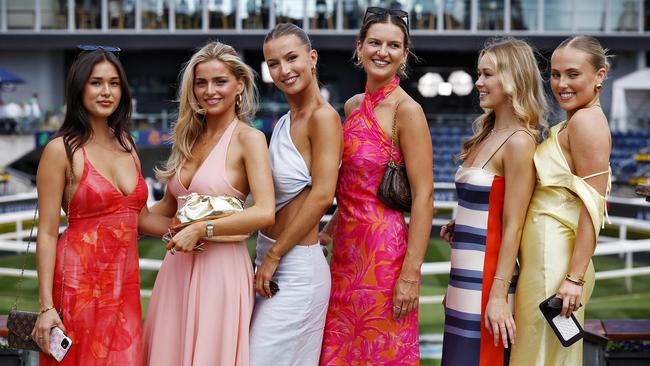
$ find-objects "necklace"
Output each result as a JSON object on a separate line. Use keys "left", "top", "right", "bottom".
{"left": 490, "top": 126, "right": 513, "bottom": 134}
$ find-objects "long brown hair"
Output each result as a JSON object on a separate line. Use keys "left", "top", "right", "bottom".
{"left": 458, "top": 37, "right": 548, "bottom": 161}
{"left": 56, "top": 50, "right": 133, "bottom": 165}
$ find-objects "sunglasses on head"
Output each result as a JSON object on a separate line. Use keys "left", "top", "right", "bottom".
{"left": 76, "top": 44, "right": 121, "bottom": 57}
{"left": 362, "top": 6, "right": 410, "bottom": 32}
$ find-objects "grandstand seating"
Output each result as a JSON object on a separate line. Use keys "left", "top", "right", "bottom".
{"left": 429, "top": 127, "right": 650, "bottom": 185}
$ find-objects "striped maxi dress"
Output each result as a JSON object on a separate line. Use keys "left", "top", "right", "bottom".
{"left": 441, "top": 166, "right": 517, "bottom": 366}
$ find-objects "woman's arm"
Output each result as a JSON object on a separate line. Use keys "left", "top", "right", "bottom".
{"left": 138, "top": 185, "right": 176, "bottom": 237}
{"left": 393, "top": 100, "right": 434, "bottom": 320}
{"left": 558, "top": 110, "right": 611, "bottom": 317}
{"left": 168, "top": 128, "right": 275, "bottom": 251}
{"left": 318, "top": 95, "right": 361, "bottom": 244}
{"left": 31, "top": 138, "right": 68, "bottom": 354}
{"left": 485, "top": 132, "right": 536, "bottom": 348}
{"left": 255, "top": 107, "right": 342, "bottom": 297}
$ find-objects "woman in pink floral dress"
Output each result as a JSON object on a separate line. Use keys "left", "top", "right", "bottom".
{"left": 319, "top": 7, "right": 434, "bottom": 365}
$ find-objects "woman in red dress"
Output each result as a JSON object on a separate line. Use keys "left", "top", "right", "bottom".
{"left": 32, "top": 47, "right": 147, "bottom": 365}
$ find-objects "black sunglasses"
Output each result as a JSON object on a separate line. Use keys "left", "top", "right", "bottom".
{"left": 76, "top": 44, "right": 121, "bottom": 57}
{"left": 362, "top": 6, "right": 410, "bottom": 31}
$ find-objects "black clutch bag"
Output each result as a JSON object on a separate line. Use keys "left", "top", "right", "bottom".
{"left": 539, "top": 295, "right": 584, "bottom": 347}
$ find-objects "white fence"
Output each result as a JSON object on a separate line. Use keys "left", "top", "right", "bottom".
{"left": 1, "top": 193, "right": 649, "bottom": 303}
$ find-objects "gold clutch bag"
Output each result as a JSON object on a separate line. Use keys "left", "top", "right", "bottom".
{"left": 171, "top": 192, "right": 249, "bottom": 242}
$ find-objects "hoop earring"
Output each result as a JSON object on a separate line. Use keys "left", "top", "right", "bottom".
{"left": 357, "top": 55, "right": 363, "bottom": 66}
{"left": 311, "top": 64, "right": 316, "bottom": 74}
{"left": 235, "top": 93, "right": 242, "bottom": 110}
{"left": 595, "top": 83, "right": 603, "bottom": 93}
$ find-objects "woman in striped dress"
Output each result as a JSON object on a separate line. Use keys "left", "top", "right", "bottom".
{"left": 439, "top": 38, "right": 548, "bottom": 365}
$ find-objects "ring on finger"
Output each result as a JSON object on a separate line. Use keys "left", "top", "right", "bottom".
{"left": 170, "top": 247, "right": 176, "bottom": 255}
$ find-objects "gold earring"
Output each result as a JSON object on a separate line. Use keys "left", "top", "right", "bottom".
{"left": 235, "top": 93, "right": 242, "bottom": 110}
{"left": 357, "top": 55, "right": 363, "bottom": 66}
{"left": 400, "top": 63, "right": 406, "bottom": 71}
{"left": 312, "top": 64, "right": 316, "bottom": 74}
{"left": 595, "top": 83, "right": 603, "bottom": 93}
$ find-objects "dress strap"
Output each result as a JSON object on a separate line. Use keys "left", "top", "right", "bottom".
{"left": 362, "top": 75, "right": 401, "bottom": 112}
{"left": 581, "top": 170, "right": 610, "bottom": 180}
{"left": 481, "top": 130, "right": 532, "bottom": 169}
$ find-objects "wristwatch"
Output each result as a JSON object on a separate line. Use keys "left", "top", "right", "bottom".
{"left": 205, "top": 222, "right": 214, "bottom": 238}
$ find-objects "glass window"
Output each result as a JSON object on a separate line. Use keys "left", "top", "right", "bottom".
{"left": 478, "top": 0, "right": 503, "bottom": 30}
{"left": 8, "top": 0, "right": 36, "bottom": 30}
{"left": 511, "top": 0, "right": 537, "bottom": 31}
{"left": 176, "top": 0, "right": 201, "bottom": 29}
{"left": 543, "top": 0, "right": 570, "bottom": 31}
{"left": 208, "top": 0, "right": 235, "bottom": 29}
{"left": 275, "top": 0, "right": 304, "bottom": 27}
{"left": 308, "top": 0, "right": 336, "bottom": 29}
{"left": 142, "top": 0, "right": 169, "bottom": 29}
{"left": 242, "top": 0, "right": 270, "bottom": 29}
{"left": 342, "top": 0, "right": 365, "bottom": 30}
{"left": 444, "top": 0, "right": 470, "bottom": 30}
{"left": 411, "top": 1, "right": 438, "bottom": 31}
{"left": 76, "top": 0, "right": 100, "bottom": 29}
{"left": 575, "top": 0, "right": 604, "bottom": 32}
{"left": 41, "top": 0, "right": 68, "bottom": 29}
{"left": 611, "top": 0, "right": 638, "bottom": 32}
{"left": 643, "top": 0, "right": 650, "bottom": 32}
{"left": 109, "top": 0, "right": 136, "bottom": 29}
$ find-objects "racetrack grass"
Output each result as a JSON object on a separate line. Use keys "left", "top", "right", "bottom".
{"left": 0, "top": 233, "right": 647, "bottom": 366}
{"left": 3, "top": 236, "right": 649, "bottom": 326}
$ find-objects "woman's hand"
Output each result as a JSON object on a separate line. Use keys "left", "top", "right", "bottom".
{"left": 318, "top": 230, "right": 332, "bottom": 246}
{"left": 31, "top": 309, "right": 65, "bottom": 355}
{"left": 485, "top": 296, "right": 516, "bottom": 348}
{"left": 255, "top": 251, "right": 280, "bottom": 298}
{"left": 439, "top": 219, "right": 455, "bottom": 244}
{"left": 166, "top": 223, "right": 204, "bottom": 253}
{"left": 556, "top": 279, "right": 583, "bottom": 318}
{"left": 392, "top": 277, "right": 420, "bottom": 320}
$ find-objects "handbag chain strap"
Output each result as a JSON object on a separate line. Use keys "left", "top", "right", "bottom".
{"left": 12, "top": 166, "right": 71, "bottom": 314}
{"left": 388, "top": 101, "right": 401, "bottom": 166}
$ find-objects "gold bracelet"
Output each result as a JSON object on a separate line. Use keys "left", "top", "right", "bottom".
{"left": 39, "top": 306, "right": 55, "bottom": 315}
{"left": 493, "top": 276, "right": 512, "bottom": 285}
{"left": 565, "top": 274, "right": 585, "bottom": 286}
{"left": 400, "top": 277, "right": 419, "bottom": 285}
{"left": 266, "top": 251, "right": 281, "bottom": 262}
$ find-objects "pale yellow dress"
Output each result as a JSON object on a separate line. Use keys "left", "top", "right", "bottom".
{"left": 510, "top": 122, "right": 610, "bottom": 366}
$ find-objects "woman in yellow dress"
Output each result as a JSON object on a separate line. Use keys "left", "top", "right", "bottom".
{"left": 510, "top": 35, "right": 612, "bottom": 365}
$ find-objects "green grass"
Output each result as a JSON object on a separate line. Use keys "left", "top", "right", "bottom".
{"left": 5, "top": 234, "right": 649, "bottom": 334}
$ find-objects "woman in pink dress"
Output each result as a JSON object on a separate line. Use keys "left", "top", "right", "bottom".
{"left": 319, "top": 7, "right": 434, "bottom": 365}
{"left": 138, "top": 41, "right": 275, "bottom": 366}
{"left": 33, "top": 47, "right": 147, "bottom": 365}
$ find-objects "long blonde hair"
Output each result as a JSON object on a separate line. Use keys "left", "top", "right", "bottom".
{"left": 156, "top": 41, "right": 259, "bottom": 181}
{"left": 458, "top": 37, "right": 548, "bottom": 161}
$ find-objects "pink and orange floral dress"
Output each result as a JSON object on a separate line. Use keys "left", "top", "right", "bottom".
{"left": 41, "top": 147, "right": 147, "bottom": 366}
{"left": 320, "top": 76, "right": 419, "bottom": 365}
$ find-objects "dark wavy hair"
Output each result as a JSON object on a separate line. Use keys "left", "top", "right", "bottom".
{"left": 56, "top": 49, "right": 133, "bottom": 165}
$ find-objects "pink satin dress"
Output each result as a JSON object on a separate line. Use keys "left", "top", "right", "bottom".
{"left": 143, "top": 120, "right": 254, "bottom": 366}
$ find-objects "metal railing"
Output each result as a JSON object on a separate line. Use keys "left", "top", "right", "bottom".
{"left": 1, "top": 195, "right": 649, "bottom": 302}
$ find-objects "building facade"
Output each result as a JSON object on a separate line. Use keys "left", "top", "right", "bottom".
{"left": 1, "top": 0, "right": 650, "bottom": 131}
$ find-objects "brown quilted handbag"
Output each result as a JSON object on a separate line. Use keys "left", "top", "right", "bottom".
{"left": 377, "top": 102, "right": 412, "bottom": 212}
{"left": 7, "top": 311, "right": 40, "bottom": 351}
